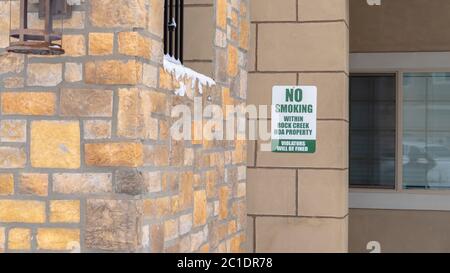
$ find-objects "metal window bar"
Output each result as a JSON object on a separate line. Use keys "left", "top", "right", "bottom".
{"left": 164, "top": 0, "right": 184, "bottom": 63}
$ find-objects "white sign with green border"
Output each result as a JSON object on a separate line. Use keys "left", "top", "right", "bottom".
{"left": 271, "top": 86, "right": 317, "bottom": 153}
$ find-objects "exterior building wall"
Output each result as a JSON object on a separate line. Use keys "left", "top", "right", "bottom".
{"left": 247, "top": 0, "right": 349, "bottom": 253}
{"left": 350, "top": 0, "right": 450, "bottom": 53}
{"left": 349, "top": 0, "right": 450, "bottom": 253}
{"left": 350, "top": 209, "right": 450, "bottom": 253}
{"left": 0, "top": 0, "right": 249, "bottom": 253}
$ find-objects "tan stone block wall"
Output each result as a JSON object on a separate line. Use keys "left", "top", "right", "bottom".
{"left": 258, "top": 23, "right": 348, "bottom": 72}
{"left": 256, "top": 217, "right": 348, "bottom": 253}
{"left": 247, "top": 169, "right": 296, "bottom": 215}
{"left": 248, "top": 0, "right": 349, "bottom": 253}
{"left": 0, "top": 0, "right": 249, "bottom": 253}
{"left": 257, "top": 121, "right": 348, "bottom": 169}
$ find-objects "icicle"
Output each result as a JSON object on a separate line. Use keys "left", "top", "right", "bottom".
{"left": 163, "top": 55, "right": 216, "bottom": 96}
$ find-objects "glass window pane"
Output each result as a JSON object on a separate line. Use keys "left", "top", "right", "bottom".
{"left": 350, "top": 160, "right": 370, "bottom": 185}
{"left": 429, "top": 73, "right": 450, "bottom": 101}
{"left": 350, "top": 75, "right": 397, "bottom": 189}
{"left": 373, "top": 132, "right": 396, "bottom": 159}
{"left": 374, "top": 76, "right": 396, "bottom": 101}
{"left": 403, "top": 102, "right": 426, "bottom": 131}
{"left": 350, "top": 102, "right": 370, "bottom": 129}
{"left": 403, "top": 73, "right": 450, "bottom": 189}
{"left": 403, "top": 73, "right": 427, "bottom": 101}
{"left": 350, "top": 131, "right": 371, "bottom": 159}
{"left": 350, "top": 76, "right": 372, "bottom": 100}
{"left": 374, "top": 102, "right": 396, "bottom": 130}
{"left": 427, "top": 101, "right": 450, "bottom": 131}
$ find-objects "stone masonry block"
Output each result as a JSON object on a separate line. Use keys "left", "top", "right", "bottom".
{"left": 0, "top": 147, "right": 26, "bottom": 169}
{"left": 85, "top": 142, "right": 144, "bottom": 167}
{"left": 90, "top": 0, "right": 146, "bottom": 28}
{"left": 85, "top": 60, "right": 142, "bottom": 85}
{"left": 115, "top": 169, "right": 146, "bottom": 196}
{"left": 0, "top": 200, "right": 46, "bottom": 223}
{"left": 30, "top": 121, "right": 80, "bottom": 169}
{"left": 60, "top": 88, "right": 113, "bottom": 117}
{"left": 37, "top": 228, "right": 80, "bottom": 251}
{"left": 85, "top": 199, "right": 143, "bottom": 251}
{"left": 50, "top": 200, "right": 81, "bottom": 223}
{"left": 89, "top": 32, "right": 114, "bottom": 55}
{"left": 18, "top": 173, "right": 49, "bottom": 196}
{"left": 53, "top": 173, "right": 112, "bottom": 194}
{"left": 27, "top": 63, "right": 62, "bottom": 87}
{"left": 0, "top": 174, "right": 14, "bottom": 195}
{"left": 1, "top": 92, "right": 55, "bottom": 116}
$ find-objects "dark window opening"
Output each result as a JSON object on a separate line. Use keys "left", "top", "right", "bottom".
{"left": 350, "top": 74, "right": 397, "bottom": 189}
{"left": 164, "top": 0, "right": 184, "bottom": 63}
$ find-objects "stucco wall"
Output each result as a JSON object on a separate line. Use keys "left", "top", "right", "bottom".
{"left": 0, "top": 0, "right": 249, "bottom": 253}
{"left": 350, "top": 0, "right": 450, "bottom": 53}
{"left": 247, "top": 0, "right": 349, "bottom": 253}
{"left": 349, "top": 0, "right": 450, "bottom": 253}
{"left": 350, "top": 209, "right": 450, "bottom": 253}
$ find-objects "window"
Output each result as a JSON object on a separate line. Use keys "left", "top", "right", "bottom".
{"left": 403, "top": 73, "right": 450, "bottom": 189}
{"left": 350, "top": 75, "right": 397, "bottom": 189}
{"left": 164, "top": 0, "right": 184, "bottom": 62}
{"left": 350, "top": 72, "right": 450, "bottom": 190}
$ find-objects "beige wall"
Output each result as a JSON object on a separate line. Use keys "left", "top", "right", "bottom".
{"left": 350, "top": 0, "right": 450, "bottom": 53}
{"left": 349, "top": 0, "right": 450, "bottom": 253}
{"left": 184, "top": 0, "right": 214, "bottom": 77}
{"left": 350, "top": 209, "right": 450, "bottom": 253}
{"left": 247, "top": 0, "right": 349, "bottom": 253}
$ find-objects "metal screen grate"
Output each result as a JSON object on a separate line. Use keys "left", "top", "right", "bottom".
{"left": 164, "top": 0, "right": 184, "bottom": 63}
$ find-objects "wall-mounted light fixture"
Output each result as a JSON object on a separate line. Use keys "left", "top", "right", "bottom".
{"left": 7, "top": 0, "right": 70, "bottom": 55}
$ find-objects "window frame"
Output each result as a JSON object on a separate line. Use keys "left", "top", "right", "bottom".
{"left": 350, "top": 69, "right": 450, "bottom": 195}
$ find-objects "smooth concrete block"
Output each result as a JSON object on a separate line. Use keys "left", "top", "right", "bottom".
{"left": 299, "top": 73, "right": 348, "bottom": 120}
{"left": 248, "top": 73, "right": 297, "bottom": 107}
{"left": 248, "top": 23, "right": 256, "bottom": 71}
{"left": 255, "top": 216, "right": 348, "bottom": 253}
{"left": 250, "top": 0, "right": 297, "bottom": 22}
{"left": 184, "top": 6, "right": 214, "bottom": 60}
{"left": 256, "top": 120, "right": 349, "bottom": 169}
{"left": 298, "top": 170, "right": 348, "bottom": 218}
{"left": 247, "top": 140, "right": 256, "bottom": 167}
{"left": 258, "top": 23, "right": 348, "bottom": 72}
{"left": 246, "top": 216, "right": 255, "bottom": 253}
{"left": 247, "top": 168, "right": 297, "bottom": 215}
{"left": 298, "top": 0, "right": 348, "bottom": 23}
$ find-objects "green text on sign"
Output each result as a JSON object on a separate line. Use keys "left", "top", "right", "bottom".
{"left": 271, "top": 86, "right": 317, "bottom": 154}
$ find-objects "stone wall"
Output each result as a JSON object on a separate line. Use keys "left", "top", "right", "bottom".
{"left": 0, "top": 0, "right": 249, "bottom": 253}
{"left": 247, "top": 0, "right": 349, "bottom": 253}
